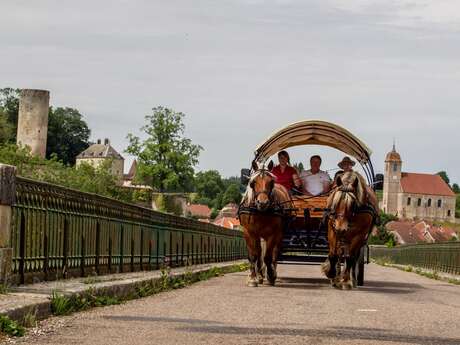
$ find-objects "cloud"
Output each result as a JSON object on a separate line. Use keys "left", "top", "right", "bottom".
{"left": 1, "top": 0, "right": 459, "bottom": 183}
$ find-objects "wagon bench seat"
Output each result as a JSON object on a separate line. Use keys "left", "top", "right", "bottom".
{"left": 291, "top": 195, "right": 328, "bottom": 218}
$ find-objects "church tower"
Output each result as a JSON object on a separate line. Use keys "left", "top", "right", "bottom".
{"left": 382, "top": 143, "right": 402, "bottom": 215}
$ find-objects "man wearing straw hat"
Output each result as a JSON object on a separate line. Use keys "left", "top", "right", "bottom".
{"left": 336, "top": 156, "right": 379, "bottom": 212}
{"left": 338, "top": 156, "right": 355, "bottom": 173}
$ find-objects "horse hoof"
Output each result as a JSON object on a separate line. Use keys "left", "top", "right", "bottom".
{"left": 352, "top": 279, "right": 358, "bottom": 288}
{"left": 341, "top": 281, "right": 353, "bottom": 290}
{"left": 267, "top": 279, "right": 276, "bottom": 286}
{"left": 247, "top": 280, "right": 258, "bottom": 287}
{"left": 257, "top": 277, "right": 264, "bottom": 284}
{"left": 331, "top": 279, "right": 341, "bottom": 289}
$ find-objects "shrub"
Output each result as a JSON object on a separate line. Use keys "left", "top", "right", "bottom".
{"left": 0, "top": 315, "right": 25, "bottom": 337}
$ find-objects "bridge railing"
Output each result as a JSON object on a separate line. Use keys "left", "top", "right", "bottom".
{"left": 370, "top": 243, "right": 460, "bottom": 275}
{"left": 9, "top": 175, "right": 247, "bottom": 284}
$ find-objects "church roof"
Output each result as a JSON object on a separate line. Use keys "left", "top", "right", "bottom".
{"left": 77, "top": 140, "right": 124, "bottom": 160}
{"left": 400, "top": 172, "right": 455, "bottom": 197}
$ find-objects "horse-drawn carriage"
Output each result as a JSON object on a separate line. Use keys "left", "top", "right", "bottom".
{"left": 240, "top": 120, "right": 377, "bottom": 288}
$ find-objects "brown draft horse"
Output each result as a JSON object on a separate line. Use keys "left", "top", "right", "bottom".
{"left": 239, "top": 160, "right": 293, "bottom": 287}
{"left": 321, "top": 171, "right": 377, "bottom": 290}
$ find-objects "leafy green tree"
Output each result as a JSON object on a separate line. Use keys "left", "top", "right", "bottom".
{"left": 368, "top": 212, "right": 398, "bottom": 246}
{"left": 437, "top": 171, "right": 450, "bottom": 185}
{"left": 0, "top": 111, "right": 13, "bottom": 143}
{"left": 194, "top": 170, "right": 224, "bottom": 201}
{"left": 222, "top": 176, "right": 245, "bottom": 193}
{"left": 126, "top": 106, "right": 202, "bottom": 192}
{"left": 452, "top": 183, "right": 460, "bottom": 194}
{"left": 221, "top": 183, "right": 242, "bottom": 205}
{"left": 46, "top": 107, "right": 91, "bottom": 165}
{"left": 0, "top": 88, "right": 20, "bottom": 142}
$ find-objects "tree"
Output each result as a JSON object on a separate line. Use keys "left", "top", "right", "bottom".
{"left": 293, "top": 162, "right": 304, "bottom": 173}
{"left": 0, "top": 111, "right": 13, "bottom": 144}
{"left": 368, "top": 212, "right": 398, "bottom": 246}
{"left": 0, "top": 88, "right": 20, "bottom": 142}
{"left": 126, "top": 106, "right": 202, "bottom": 192}
{"left": 46, "top": 107, "right": 91, "bottom": 165}
{"left": 452, "top": 183, "right": 460, "bottom": 194}
{"left": 222, "top": 183, "right": 242, "bottom": 205}
{"left": 437, "top": 171, "right": 450, "bottom": 185}
{"left": 194, "top": 170, "right": 225, "bottom": 201}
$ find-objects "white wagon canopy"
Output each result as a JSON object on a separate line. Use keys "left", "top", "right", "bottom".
{"left": 253, "top": 120, "right": 376, "bottom": 186}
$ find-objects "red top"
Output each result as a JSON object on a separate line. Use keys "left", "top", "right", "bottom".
{"left": 271, "top": 165, "right": 297, "bottom": 191}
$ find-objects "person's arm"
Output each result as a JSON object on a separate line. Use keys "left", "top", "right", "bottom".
{"left": 291, "top": 167, "right": 302, "bottom": 189}
{"left": 323, "top": 173, "right": 332, "bottom": 193}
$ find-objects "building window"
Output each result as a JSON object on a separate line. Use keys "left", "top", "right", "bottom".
{"left": 393, "top": 163, "right": 398, "bottom": 172}
{"left": 407, "top": 197, "right": 411, "bottom": 206}
{"left": 427, "top": 199, "right": 432, "bottom": 207}
{"left": 448, "top": 210, "right": 451, "bottom": 217}
{"left": 417, "top": 198, "right": 422, "bottom": 207}
{"left": 437, "top": 199, "right": 442, "bottom": 208}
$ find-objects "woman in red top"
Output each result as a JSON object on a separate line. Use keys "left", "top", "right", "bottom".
{"left": 270, "top": 151, "right": 301, "bottom": 193}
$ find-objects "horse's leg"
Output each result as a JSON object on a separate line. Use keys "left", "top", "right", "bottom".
{"left": 270, "top": 230, "right": 284, "bottom": 285}
{"left": 256, "top": 239, "right": 265, "bottom": 284}
{"left": 341, "top": 250, "right": 355, "bottom": 290}
{"left": 243, "top": 231, "right": 259, "bottom": 287}
{"left": 322, "top": 221, "right": 341, "bottom": 287}
{"left": 264, "top": 233, "right": 280, "bottom": 286}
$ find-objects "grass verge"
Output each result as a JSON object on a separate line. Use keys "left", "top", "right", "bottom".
{"left": 51, "top": 263, "right": 248, "bottom": 316}
{"left": 372, "top": 259, "right": 460, "bottom": 285}
{"left": 1, "top": 262, "right": 248, "bottom": 339}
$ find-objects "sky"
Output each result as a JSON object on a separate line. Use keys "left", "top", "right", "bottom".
{"left": 1, "top": 0, "right": 460, "bottom": 183}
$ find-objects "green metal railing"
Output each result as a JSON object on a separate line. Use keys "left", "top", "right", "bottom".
{"left": 370, "top": 243, "right": 460, "bottom": 275}
{"left": 11, "top": 177, "right": 247, "bottom": 284}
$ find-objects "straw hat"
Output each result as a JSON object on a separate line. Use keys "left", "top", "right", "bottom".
{"left": 338, "top": 156, "right": 356, "bottom": 169}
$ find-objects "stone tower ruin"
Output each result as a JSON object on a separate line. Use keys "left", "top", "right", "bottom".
{"left": 16, "top": 89, "right": 50, "bottom": 158}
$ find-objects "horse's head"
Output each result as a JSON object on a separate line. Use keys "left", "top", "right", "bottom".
{"left": 329, "top": 171, "right": 365, "bottom": 232}
{"left": 248, "top": 160, "right": 275, "bottom": 211}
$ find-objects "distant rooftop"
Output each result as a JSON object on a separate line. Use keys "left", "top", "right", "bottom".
{"left": 76, "top": 138, "right": 124, "bottom": 160}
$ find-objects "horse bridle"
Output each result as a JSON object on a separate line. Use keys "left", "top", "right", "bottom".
{"left": 250, "top": 170, "right": 275, "bottom": 206}
{"left": 329, "top": 185, "right": 358, "bottom": 230}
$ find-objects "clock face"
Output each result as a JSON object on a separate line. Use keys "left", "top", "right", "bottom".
{"left": 392, "top": 175, "right": 398, "bottom": 180}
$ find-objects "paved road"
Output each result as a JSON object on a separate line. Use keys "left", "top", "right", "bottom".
{"left": 8, "top": 263, "right": 460, "bottom": 345}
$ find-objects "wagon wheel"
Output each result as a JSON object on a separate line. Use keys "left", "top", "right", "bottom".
{"left": 356, "top": 245, "right": 366, "bottom": 286}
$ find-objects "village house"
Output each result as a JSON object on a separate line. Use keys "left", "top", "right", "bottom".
{"left": 213, "top": 203, "right": 241, "bottom": 230}
{"left": 76, "top": 138, "right": 125, "bottom": 184}
{"left": 386, "top": 220, "right": 457, "bottom": 244}
{"left": 381, "top": 145, "right": 456, "bottom": 222}
{"left": 185, "top": 203, "right": 212, "bottom": 220}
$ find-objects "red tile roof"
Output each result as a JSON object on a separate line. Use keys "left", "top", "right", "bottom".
{"left": 427, "top": 225, "right": 457, "bottom": 242}
{"left": 400, "top": 172, "right": 455, "bottom": 197}
{"left": 213, "top": 217, "right": 240, "bottom": 230}
{"left": 387, "top": 221, "right": 427, "bottom": 244}
{"left": 185, "top": 204, "right": 212, "bottom": 218}
{"left": 387, "top": 220, "right": 457, "bottom": 244}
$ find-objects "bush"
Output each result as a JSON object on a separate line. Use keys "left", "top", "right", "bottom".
{"left": 0, "top": 315, "right": 25, "bottom": 337}
{"left": 368, "top": 212, "right": 398, "bottom": 246}
{"left": 0, "top": 144, "right": 133, "bottom": 202}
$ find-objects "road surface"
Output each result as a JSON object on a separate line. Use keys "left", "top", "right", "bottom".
{"left": 8, "top": 263, "right": 460, "bottom": 345}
